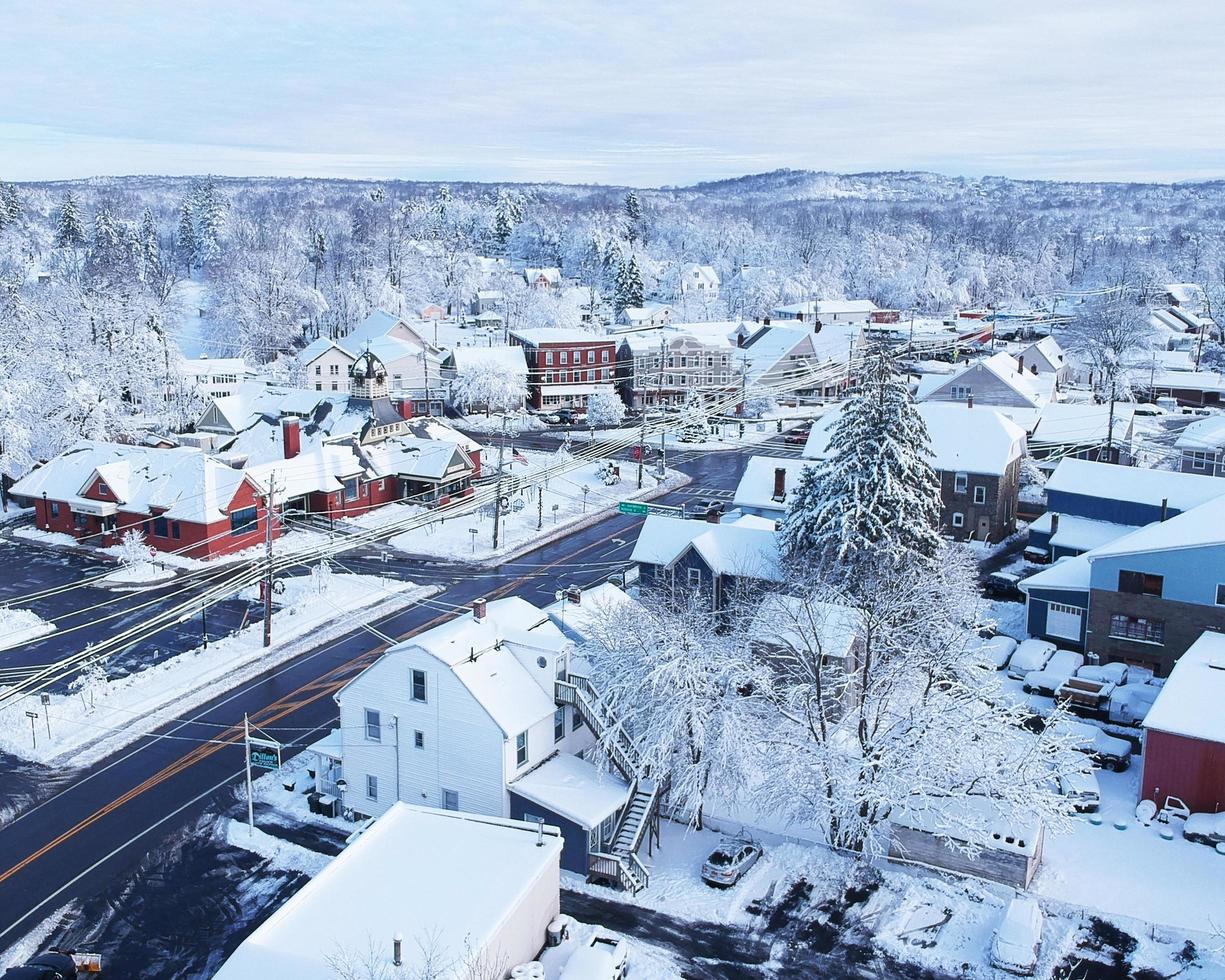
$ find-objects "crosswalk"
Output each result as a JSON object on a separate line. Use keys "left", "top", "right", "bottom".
{"left": 676, "top": 487, "right": 736, "bottom": 499}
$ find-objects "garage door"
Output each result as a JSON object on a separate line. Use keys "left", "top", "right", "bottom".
{"left": 1046, "top": 602, "right": 1083, "bottom": 642}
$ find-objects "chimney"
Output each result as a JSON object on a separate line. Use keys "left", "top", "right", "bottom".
{"left": 967, "top": 395, "right": 974, "bottom": 409}
{"left": 705, "top": 506, "right": 721, "bottom": 524}
{"left": 281, "top": 418, "right": 301, "bottom": 460}
{"left": 773, "top": 466, "right": 787, "bottom": 501}
{"left": 473, "top": 597, "right": 487, "bottom": 621}
{"left": 1017, "top": 355, "right": 1024, "bottom": 374}
{"left": 737, "top": 332, "right": 746, "bottom": 348}
{"left": 565, "top": 586, "right": 581, "bottom": 606}
{"left": 763, "top": 316, "right": 771, "bottom": 326}
{"left": 396, "top": 397, "right": 414, "bottom": 420}
{"left": 393, "top": 934, "right": 403, "bottom": 968}
{"left": 536, "top": 816, "right": 546, "bottom": 847}
{"left": 1050, "top": 513, "right": 1059, "bottom": 537}
{"left": 1160, "top": 497, "right": 1169, "bottom": 521}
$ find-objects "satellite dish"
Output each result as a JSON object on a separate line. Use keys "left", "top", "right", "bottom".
{"left": 1135, "top": 800, "right": 1157, "bottom": 826}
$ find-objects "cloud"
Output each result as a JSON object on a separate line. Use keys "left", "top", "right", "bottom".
{"left": 1, "top": 0, "right": 1222, "bottom": 184}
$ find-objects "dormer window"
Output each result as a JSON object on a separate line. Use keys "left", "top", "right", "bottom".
{"left": 97, "top": 484, "right": 109, "bottom": 497}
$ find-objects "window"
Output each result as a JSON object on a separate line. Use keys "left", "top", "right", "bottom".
{"left": 952, "top": 512, "right": 965, "bottom": 528}
{"left": 315, "top": 364, "right": 321, "bottom": 376}
{"left": 414, "top": 730, "right": 424, "bottom": 749}
{"left": 230, "top": 506, "right": 258, "bottom": 536}
{"left": 587, "top": 350, "right": 595, "bottom": 364}
{"left": 1109, "top": 614, "right": 1165, "bottom": 644}
{"left": 331, "top": 382, "right": 338, "bottom": 391}
{"left": 601, "top": 350, "right": 610, "bottom": 363}
{"left": 951, "top": 384, "right": 972, "bottom": 400}
{"left": 545, "top": 351, "right": 554, "bottom": 366}
{"left": 365, "top": 708, "right": 381, "bottom": 741}
{"left": 954, "top": 472, "right": 968, "bottom": 494}
{"left": 443, "top": 789, "right": 459, "bottom": 811}
{"left": 342, "top": 477, "right": 359, "bottom": 502}
{"left": 97, "top": 483, "right": 109, "bottom": 497}
{"left": 515, "top": 731, "right": 528, "bottom": 767}
{"left": 1118, "top": 570, "right": 1163, "bottom": 597}
{"left": 687, "top": 567, "right": 702, "bottom": 586}
{"left": 329, "top": 364, "right": 339, "bottom": 376}
{"left": 50, "top": 501, "right": 60, "bottom": 518}
{"left": 377, "top": 479, "right": 385, "bottom": 492}
{"left": 554, "top": 708, "right": 566, "bottom": 742}
{"left": 411, "top": 669, "right": 427, "bottom": 702}
{"left": 973, "top": 486, "right": 986, "bottom": 505}
{"left": 153, "top": 516, "right": 168, "bottom": 538}
{"left": 1217, "top": 584, "right": 1225, "bottom": 606}
{"left": 365, "top": 774, "right": 378, "bottom": 800}
{"left": 316, "top": 382, "right": 322, "bottom": 391}
{"left": 573, "top": 706, "right": 585, "bottom": 731}
{"left": 560, "top": 351, "right": 568, "bottom": 365}
{"left": 171, "top": 521, "right": 181, "bottom": 540}
{"left": 1190, "top": 451, "right": 1211, "bottom": 471}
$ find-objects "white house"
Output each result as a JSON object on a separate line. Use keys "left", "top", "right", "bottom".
{"left": 178, "top": 356, "right": 255, "bottom": 400}
{"left": 618, "top": 303, "right": 674, "bottom": 329}
{"left": 1176, "top": 414, "right": 1225, "bottom": 477}
{"left": 679, "top": 263, "right": 720, "bottom": 299}
{"left": 524, "top": 266, "right": 562, "bottom": 289}
{"left": 773, "top": 298, "right": 879, "bottom": 324}
{"left": 213, "top": 803, "right": 562, "bottom": 980}
{"left": 1015, "top": 336, "right": 1072, "bottom": 386}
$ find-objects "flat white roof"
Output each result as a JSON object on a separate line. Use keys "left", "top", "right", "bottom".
{"left": 214, "top": 803, "right": 561, "bottom": 980}
{"left": 1143, "top": 631, "right": 1225, "bottom": 742}
{"left": 510, "top": 753, "right": 629, "bottom": 828}
{"left": 1045, "top": 459, "right": 1225, "bottom": 513}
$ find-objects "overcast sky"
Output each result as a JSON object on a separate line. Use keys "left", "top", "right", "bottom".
{"left": 2, "top": 0, "right": 1223, "bottom": 187}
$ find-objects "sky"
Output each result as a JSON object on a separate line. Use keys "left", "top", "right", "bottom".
{"left": 2, "top": 0, "right": 1223, "bottom": 187}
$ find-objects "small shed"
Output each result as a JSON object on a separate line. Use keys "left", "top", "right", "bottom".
{"left": 888, "top": 796, "right": 1045, "bottom": 889}
{"left": 1141, "top": 630, "right": 1225, "bottom": 814}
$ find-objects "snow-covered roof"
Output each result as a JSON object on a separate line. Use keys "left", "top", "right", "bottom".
{"left": 542, "top": 583, "right": 639, "bottom": 644}
{"left": 524, "top": 266, "right": 562, "bottom": 284}
{"left": 1029, "top": 402, "right": 1135, "bottom": 448}
{"left": 1018, "top": 554, "right": 1092, "bottom": 593}
{"left": 1016, "top": 336, "right": 1064, "bottom": 373}
{"left": 1164, "top": 283, "right": 1207, "bottom": 309}
{"left": 774, "top": 299, "right": 878, "bottom": 318}
{"left": 406, "top": 596, "right": 550, "bottom": 668}
{"left": 1142, "top": 631, "right": 1225, "bottom": 742}
{"left": 10, "top": 442, "right": 255, "bottom": 524}
{"left": 247, "top": 444, "right": 364, "bottom": 501}
{"left": 732, "top": 455, "right": 812, "bottom": 512}
{"left": 509, "top": 753, "right": 630, "bottom": 828}
{"left": 400, "top": 417, "right": 482, "bottom": 454}
{"left": 450, "top": 345, "right": 528, "bottom": 375}
{"left": 304, "top": 728, "right": 343, "bottom": 762}
{"left": 680, "top": 263, "right": 720, "bottom": 288}
{"left": 179, "top": 356, "right": 251, "bottom": 377}
{"left": 212, "top": 803, "right": 562, "bottom": 980}
{"left": 803, "top": 402, "right": 1026, "bottom": 476}
{"left": 629, "top": 514, "right": 708, "bottom": 566}
{"left": 453, "top": 644, "right": 557, "bottom": 736}
{"left": 750, "top": 595, "right": 860, "bottom": 661}
{"left": 1028, "top": 512, "right": 1135, "bottom": 553}
{"left": 739, "top": 325, "right": 814, "bottom": 381}
{"left": 891, "top": 796, "right": 1043, "bottom": 857}
{"left": 1143, "top": 370, "right": 1225, "bottom": 394}
{"left": 620, "top": 304, "right": 673, "bottom": 324}
{"left": 914, "top": 352, "right": 1056, "bottom": 409}
{"left": 510, "top": 328, "right": 608, "bottom": 345}
{"left": 1044, "top": 459, "right": 1225, "bottom": 513}
{"left": 1087, "top": 494, "right": 1225, "bottom": 559}
{"left": 297, "top": 337, "right": 350, "bottom": 367}
{"left": 1175, "top": 414, "right": 1225, "bottom": 451}
{"left": 689, "top": 522, "right": 781, "bottom": 580}
{"left": 362, "top": 438, "right": 468, "bottom": 481}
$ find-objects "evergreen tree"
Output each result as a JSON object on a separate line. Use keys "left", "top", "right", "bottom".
{"left": 138, "top": 207, "right": 159, "bottom": 275}
{"left": 492, "top": 189, "right": 523, "bottom": 252}
{"left": 53, "top": 191, "right": 86, "bottom": 248}
{"left": 175, "top": 201, "right": 197, "bottom": 274}
{"left": 0, "top": 182, "right": 21, "bottom": 230}
{"left": 623, "top": 190, "right": 642, "bottom": 243}
{"left": 778, "top": 347, "right": 942, "bottom": 570}
{"left": 305, "top": 230, "right": 326, "bottom": 289}
{"left": 192, "top": 177, "right": 227, "bottom": 267}
{"left": 614, "top": 253, "right": 644, "bottom": 314}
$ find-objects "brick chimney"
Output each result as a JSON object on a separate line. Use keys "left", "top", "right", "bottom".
{"left": 1050, "top": 513, "right": 1060, "bottom": 537}
{"left": 772, "top": 466, "right": 787, "bottom": 501}
{"left": 1017, "top": 355, "right": 1024, "bottom": 374}
{"left": 967, "top": 395, "right": 974, "bottom": 409}
{"left": 565, "top": 586, "right": 582, "bottom": 605}
{"left": 396, "top": 398, "right": 414, "bottom": 420}
{"left": 282, "top": 418, "right": 301, "bottom": 460}
{"left": 473, "top": 597, "right": 487, "bottom": 621}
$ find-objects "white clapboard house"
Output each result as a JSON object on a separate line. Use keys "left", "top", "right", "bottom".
{"left": 309, "top": 590, "right": 665, "bottom": 893}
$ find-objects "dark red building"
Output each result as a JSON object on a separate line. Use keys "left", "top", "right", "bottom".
{"left": 508, "top": 328, "right": 617, "bottom": 412}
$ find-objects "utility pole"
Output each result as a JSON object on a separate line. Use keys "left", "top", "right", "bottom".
{"left": 537, "top": 486, "right": 543, "bottom": 530}
{"left": 658, "top": 336, "right": 667, "bottom": 474}
{"left": 1105, "top": 378, "right": 1117, "bottom": 464}
{"left": 244, "top": 713, "right": 255, "bottom": 835}
{"left": 738, "top": 353, "right": 747, "bottom": 417}
{"left": 492, "top": 416, "right": 507, "bottom": 549}
{"left": 262, "top": 475, "right": 276, "bottom": 648}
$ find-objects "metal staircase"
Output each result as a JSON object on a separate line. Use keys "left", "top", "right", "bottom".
{"left": 556, "top": 673, "right": 668, "bottom": 895}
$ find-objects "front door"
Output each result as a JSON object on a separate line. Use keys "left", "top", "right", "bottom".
{"left": 977, "top": 516, "right": 991, "bottom": 540}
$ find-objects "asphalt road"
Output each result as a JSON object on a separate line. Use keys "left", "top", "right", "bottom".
{"left": 0, "top": 438, "right": 792, "bottom": 953}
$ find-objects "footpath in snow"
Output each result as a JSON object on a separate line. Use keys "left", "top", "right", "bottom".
{"left": 0, "top": 568, "right": 438, "bottom": 770}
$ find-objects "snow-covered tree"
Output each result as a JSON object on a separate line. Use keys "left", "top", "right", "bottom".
{"left": 192, "top": 177, "right": 227, "bottom": 267}
{"left": 740, "top": 393, "right": 777, "bottom": 419}
{"left": 623, "top": 190, "right": 643, "bottom": 244}
{"left": 117, "top": 529, "right": 155, "bottom": 567}
{"left": 53, "top": 191, "right": 86, "bottom": 248}
{"left": 450, "top": 358, "right": 527, "bottom": 416}
{"left": 1063, "top": 292, "right": 1151, "bottom": 400}
{"left": 614, "top": 253, "right": 643, "bottom": 315}
{"left": 778, "top": 347, "right": 941, "bottom": 572}
{"left": 582, "top": 587, "right": 765, "bottom": 829}
{"left": 175, "top": 201, "right": 197, "bottom": 274}
{"left": 0, "top": 182, "right": 21, "bottom": 230}
{"left": 585, "top": 388, "right": 626, "bottom": 428}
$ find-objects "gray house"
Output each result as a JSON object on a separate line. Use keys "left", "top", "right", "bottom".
{"left": 1176, "top": 414, "right": 1225, "bottom": 477}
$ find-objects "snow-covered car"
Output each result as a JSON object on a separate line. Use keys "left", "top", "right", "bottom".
{"left": 1059, "top": 720, "right": 1133, "bottom": 772}
{"left": 984, "top": 571, "right": 1024, "bottom": 601}
{"left": 1106, "top": 682, "right": 1161, "bottom": 726}
{"left": 1057, "top": 768, "right": 1101, "bottom": 813}
{"left": 1131, "top": 402, "right": 1167, "bottom": 417}
{"left": 991, "top": 897, "right": 1043, "bottom": 976}
{"left": 1078, "top": 662, "right": 1129, "bottom": 686}
{"left": 701, "top": 838, "right": 763, "bottom": 887}
{"left": 1007, "top": 639, "right": 1057, "bottom": 680}
{"left": 560, "top": 932, "right": 628, "bottom": 980}
{"left": 1022, "top": 650, "right": 1086, "bottom": 696}
{"left": 1183, "top": 812, "right": 1225, "bottom": 848}
{"left": 973, "top": 634, "right": 1018, "bottom": 671}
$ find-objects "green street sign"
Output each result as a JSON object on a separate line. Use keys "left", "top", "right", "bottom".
{"left": 618, "top": 501, "right": 649, "bottom": 516}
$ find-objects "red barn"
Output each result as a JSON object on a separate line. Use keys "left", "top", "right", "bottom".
{"left": 1140, "top": 630, "right": 1225, "bottom": 815}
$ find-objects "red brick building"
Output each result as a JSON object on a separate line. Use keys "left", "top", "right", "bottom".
{"left": 508, "top": 328, "right": 617, "bottom": 412}
{"left": 1140, "top": 630, "right": 1225, "bottom": 814}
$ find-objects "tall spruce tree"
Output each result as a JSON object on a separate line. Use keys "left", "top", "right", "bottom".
{"left": 138, "top": 207, "right": 159, "bottom": 275}
{"left": 53, "top": 191, "right": 86, "bottom": 248}
{"left": 615, "top": 253, "right": 644, "bottom": 314}
{"left": 778, "top": 347, "right": 942, "bottom": 570}
{"left": 193, "top": 177, "right": 226, "bottom": 266}
{"left": 623, "top": 190, "right": 642, "bottom": 243}
{"left": 0, "top": 182, "right": 21, "bottom": 230}
{"left": 175, "top": 201, "right": 197, "bottom": 274}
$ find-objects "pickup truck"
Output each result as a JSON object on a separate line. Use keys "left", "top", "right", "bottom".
{"left": 1057, "top": 719, "right": 1133, "bottom": 772}
{"left": 1022, "top": 650, "right": 1085, "bottom": 696}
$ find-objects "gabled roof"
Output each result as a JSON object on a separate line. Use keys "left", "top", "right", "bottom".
{"left": 297, "top": 337, "right": 351, "bottom": 367}
{"left": 452, "top": 644, "right": 557, "bottom": 736}
{"left": 1017, "top": 336, "right": 1065, "bottom": 373}
{"left": 1019, "top": 554, "right": 1092, "bottom": 593}
{"left": 915, "top": 352, "right": 1056, "bottom": 409}
{"left": 733, "top": 455, "right": 810, "bottom": 512}
{"left": 686, "top": 522, "right": 782, "bottom": 581}
{"left": 1028, "top": 512, "right": 1135, "bottom": 553}
{"left": 1087, "top": 493, "right": 1225, "bottom": 559}
{"left": 750, "top": 595, "right": 860, "bottom": 660}
{"left": 247, "top": 444, "right": 364, "bottom": 501}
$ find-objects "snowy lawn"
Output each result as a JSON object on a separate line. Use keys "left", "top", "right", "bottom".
{"left": 345, "top": 451, "right": 686, "bottom": 562}
{"left": 0, "top": 505, "right": 32, "bottom": 525}
{"left": 0, "top": 570, "right": 438, "bottom": 768}
{"left": 0, "top": 608, "right": 56, "bottom": 652}
{"left": 100, "top": 561, "right": 176, "bottom": 586}
{"left": 983, "top": 598, "right": 1028, "bottom": 639}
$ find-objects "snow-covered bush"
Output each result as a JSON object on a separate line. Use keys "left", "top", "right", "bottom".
{"left": 585, "top": 388, "right": 626, "bottom": 428}
{"left": 117, "top": 529, "right": 155, "bottom": 567}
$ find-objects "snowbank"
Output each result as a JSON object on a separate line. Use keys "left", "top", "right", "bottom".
{"left": 0, "top": 572, "right": 438, "bottom": 768}
{"left": 222, "top": 819, "right": 331, "bottom": 878}
{"left": 101, "top": 562, "right": 176, "bottom": 586}
{"left": 0, "top": 608, "right": 56, "bottom": 652}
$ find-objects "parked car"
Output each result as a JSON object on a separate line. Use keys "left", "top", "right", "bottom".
{"left": 1078, "top": 662, "right": 1129, "bottom": 686}
{"left": 1183, "top": 812, "right": 1225, "bottom": 848}
{"left": 991, "top": 897, "right": 1043, "bottom": 976}
{"left": 1057, "top": 769, "right": 1101, "bottom": 813}
{"left": 701, "top": 838, "right": 763, "bottom": 887}
{"left": 1131, "top": 402, "right": 1167, "bottom": 417}
{"left": 1106, "top": 682, "right": 1161, "bottom": 726}
{"left": 1022, "top": 650, "right": 1086, "bottom": 696}
{"left": 973, "top": 634, "right": 1018, "bottom": 671}
{"left": 555, "top": 409, "right": 578, "bottom": 425}
{"left": 783, "top": 432, "right": 808, "bottom": 445}
{"left": 984, "top": 571, "right": 1024, "bottom": 601}
{"left": 560, "top": 932, "right": 628, "bottom": 980}
{"left": 1059, "top": 720, "right": 1133, "bottom": 772}
{"left": 1008, "top": 639, "right": 1057, "bottom": 680}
